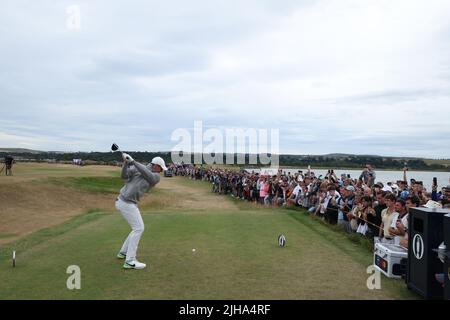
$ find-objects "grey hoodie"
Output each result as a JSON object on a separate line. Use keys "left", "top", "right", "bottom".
{"left": 118, "top": 161, "right": 160, "bottom": 204}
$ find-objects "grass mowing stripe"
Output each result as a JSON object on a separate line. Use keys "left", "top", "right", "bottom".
{"left": 286, "top": 209, "right": 373, "bottom": 266}
{"left": 36, "top": 177, "right": 124, "bottom": 193}
{"left": 0, "top": 233, "right": 17, "bottom": 239}
{"left": 0, "top": 209, "right": 110, "bottom": 258}
{"left": 35, "top": 176, "right": 166, "bottom": 196}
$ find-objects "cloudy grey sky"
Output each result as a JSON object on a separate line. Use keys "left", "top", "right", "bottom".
{"left": 1, "top": 0, "right": 450, "bottom": 157}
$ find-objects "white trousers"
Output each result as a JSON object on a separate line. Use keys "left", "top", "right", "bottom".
{"left": 115, "top": 198, "right": 145, "bottom": 262}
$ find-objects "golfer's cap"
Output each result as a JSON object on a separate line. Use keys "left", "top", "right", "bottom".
{"left": 444, "top": 185, "right": 450, "bottom": 190}
{"left": 392, "top": 184, "right": 399, "bottom": 189}
{"left": 382, "top": 186, "right": 393, "bottom": 193}
{"left": 423, "top": 200, "right": 443, "bottom": 209}
{"left": 151, "top": 157, "right": 168, "bottom": 171}
{"left": 345, "top": 185, "right": 355, "bottom": 192}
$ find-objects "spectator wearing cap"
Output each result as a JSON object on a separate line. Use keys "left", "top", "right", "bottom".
{"left": 324, "top": 184, "right": 341, "bottom": 225}
{"left": 382, "top": 185, "right": 393, "bottom": 194}
{"left": 373, "top": 183, "right": 383, "bottom": 195}
{"left": 391, "top": 183, "right": 400, "bottom": 197}
{"left": 379, "top": 193, "right": 399, "bottom": 244}
{"left": 398, "top": 181, "right": 409, "bottom": 200}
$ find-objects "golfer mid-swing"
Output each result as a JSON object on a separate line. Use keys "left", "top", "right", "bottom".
{"left": 115, "top": 153, "right": 167, "bottom": 270}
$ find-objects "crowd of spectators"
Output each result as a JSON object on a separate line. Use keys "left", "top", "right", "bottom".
{"left": 170, "top": 163, "right": 450, "bottom": 249}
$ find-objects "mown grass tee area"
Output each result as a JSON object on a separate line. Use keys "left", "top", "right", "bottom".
{"left": 0, "top": 163, "right": 418, "bottom": 299}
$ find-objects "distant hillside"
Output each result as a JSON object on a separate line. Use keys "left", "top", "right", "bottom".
{"left": 323, "top": 153, "right": 381, "bottom": 158}
{"left": 0, "top": 148, "right": 448, "bottom": 171}
{"left": 424, "top": 159, "right": 450, "bottom": 168}
{"left": 0, "top": 148, "right": 44, "bottom": 154}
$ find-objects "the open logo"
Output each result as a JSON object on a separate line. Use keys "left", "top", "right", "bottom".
{"left": 412, "top": 234, "right": 424, "bottom": 260}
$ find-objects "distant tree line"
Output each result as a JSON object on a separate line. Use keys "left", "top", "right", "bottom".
{"left": 1, "top": 151, "right": 448, "bottom": 171}
{"left": 279, "top": 155, "right": 448, "bottom": 171}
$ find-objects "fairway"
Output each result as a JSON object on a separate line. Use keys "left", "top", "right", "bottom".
{"left": 0, "top": 164, "right": 417, "bottom": 300}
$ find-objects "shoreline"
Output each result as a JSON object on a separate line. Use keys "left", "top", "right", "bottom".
{"left": 10, "top": 160, "right": 450, "bottom": 173}
{"left": 243, "top": 166, "right": 450, "bottom": 173}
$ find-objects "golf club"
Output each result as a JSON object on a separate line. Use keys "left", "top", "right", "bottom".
{"left": 111, "top": 143, "right": 123, "bottom": 155}
{"left": 111, "top": 143, "right": 133, "bottom": 162}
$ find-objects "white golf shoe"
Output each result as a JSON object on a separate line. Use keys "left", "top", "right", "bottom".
{"left": 123, "top": 260, "right": 147, "bottom": 270}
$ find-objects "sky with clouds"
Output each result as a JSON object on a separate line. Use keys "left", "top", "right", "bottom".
{"left": 1, "top": 0, "right": 450, "bottom": 157}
